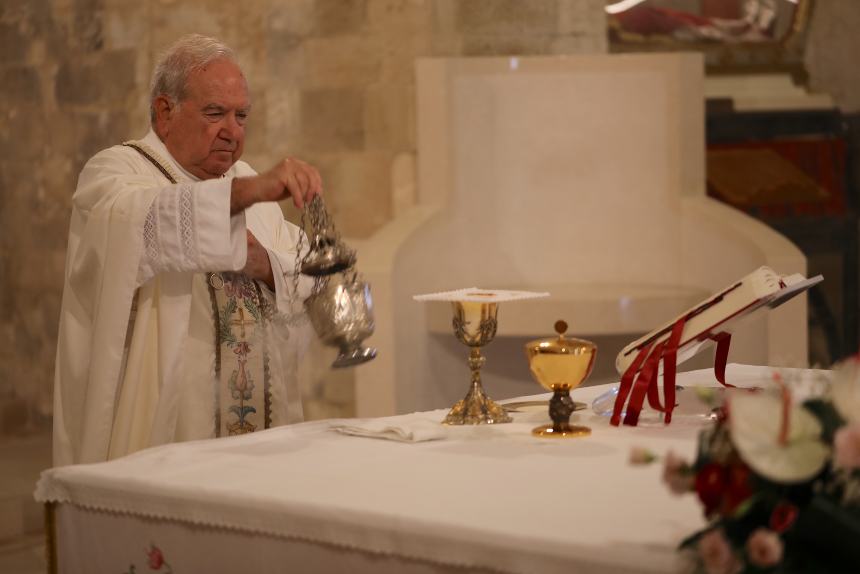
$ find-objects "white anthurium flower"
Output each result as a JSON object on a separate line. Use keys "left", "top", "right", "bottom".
{"left": 830, "top": 358, "right": 860, "bottom": 424}
{"left": 729, "top": 391, "right": 830, "bottom": 483}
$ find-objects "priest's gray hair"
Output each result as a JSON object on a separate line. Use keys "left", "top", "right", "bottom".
{"left": 149, "top": 34, "right": 238, "bottom": 124}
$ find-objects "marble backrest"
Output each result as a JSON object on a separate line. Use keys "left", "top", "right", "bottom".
{"left": 412, "top": 54, "right": 706, "bottom": 287}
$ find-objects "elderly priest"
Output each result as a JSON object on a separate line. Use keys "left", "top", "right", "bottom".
{"left": 53, "top": 34, "right": 321, "bottom": 466}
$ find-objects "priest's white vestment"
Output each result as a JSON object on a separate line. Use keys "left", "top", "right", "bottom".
{"left": 54, "top": 130, "right": 312, "bottom": 466}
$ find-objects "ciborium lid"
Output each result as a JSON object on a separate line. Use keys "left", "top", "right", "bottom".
{"left": 526, "top": 320, "right": 595, "bottom": 354}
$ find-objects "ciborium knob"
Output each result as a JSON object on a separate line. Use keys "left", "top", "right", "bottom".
{"left": 525, "top": 320, "right": 596, "bottom": 438}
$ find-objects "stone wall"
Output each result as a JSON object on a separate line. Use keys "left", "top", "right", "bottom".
{"left": 0, "top": 0, "right": 607, "bottom": 434}
{"left": 0, "top": 0, "right": 140, "bottom": 436}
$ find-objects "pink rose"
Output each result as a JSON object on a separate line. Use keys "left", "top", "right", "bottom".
{"left": 834, "top": 424, "right": 860, "bottom": 469}
{"left": 662, "top": 451, "right": 694, "bottom": 495}
{"left": 698, "top": 529, "right": 741, "bottom": 574}
{"left": 746, "top": 528, "right": 783, "bottom": 568}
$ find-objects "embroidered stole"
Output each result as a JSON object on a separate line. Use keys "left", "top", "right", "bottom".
{"left": 123, "top": 141, "right": 273, "bottom": 437}
{"left": 208, "top": 273, "right": 273, "bottom": 435}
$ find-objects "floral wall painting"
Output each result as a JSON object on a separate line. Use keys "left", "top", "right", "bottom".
{"left": 606, "top": 0, "right": 814, "bottom": 79}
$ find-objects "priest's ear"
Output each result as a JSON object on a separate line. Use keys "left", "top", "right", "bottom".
{"left": 153, "top": 95, "right": 176, "bottom": 136}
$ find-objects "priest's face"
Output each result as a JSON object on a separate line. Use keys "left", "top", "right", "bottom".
{"left": 158, "top": 57, "right": 250, "bottom": 179}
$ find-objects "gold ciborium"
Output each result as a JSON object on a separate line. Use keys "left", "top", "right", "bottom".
{"left": 525, "top": 320, "right": 596, "bottom": 438}
{"left": 443, "top": 300, "right": 513, "bottom": 425}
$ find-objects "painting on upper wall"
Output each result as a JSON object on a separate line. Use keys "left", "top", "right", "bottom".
{"left": 606, "top": 0, "right": 814, "bottom": 80}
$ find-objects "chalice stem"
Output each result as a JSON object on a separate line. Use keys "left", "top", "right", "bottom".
{"left": 468, "top": 347, "right": 485, "bottom": 387}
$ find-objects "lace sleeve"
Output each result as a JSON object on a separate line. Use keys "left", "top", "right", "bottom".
{"left": 136, "top": 180, "right": 246, "bottom": 285}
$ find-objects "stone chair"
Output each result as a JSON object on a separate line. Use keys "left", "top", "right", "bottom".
{"left": 350, "top": 53, "right": 807, "bottom": 417}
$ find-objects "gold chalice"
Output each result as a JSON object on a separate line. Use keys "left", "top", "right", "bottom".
{"left": 525, "top": 320, "right": 596, "bottom": 438}
{"left": 443, "top": 299, "right": 513, "bottom": 425}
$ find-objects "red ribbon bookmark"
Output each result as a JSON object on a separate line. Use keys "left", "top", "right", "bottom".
{"left": 611, "top": 315, "right": 734, "bottom": 427}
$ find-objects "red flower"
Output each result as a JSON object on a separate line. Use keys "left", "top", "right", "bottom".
{"left": 695, "top": 463, "right": 727, "bottom": 515}
{"left": 769, "top": 502, "right": 799, "bottom": 533}
{"left": 722, "top": 464, "right": 753, "bottom": 515}
{"left": 146, "top": 545, "right": 164, "bottom": 570}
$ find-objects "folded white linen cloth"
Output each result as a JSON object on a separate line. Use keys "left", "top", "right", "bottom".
{"left": 331, "top": 412, "right": 447, "bottom": 442}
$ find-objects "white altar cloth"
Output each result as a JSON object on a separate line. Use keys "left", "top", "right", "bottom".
{"left": 37, "top": 365, "right": 823, "bottom": 573}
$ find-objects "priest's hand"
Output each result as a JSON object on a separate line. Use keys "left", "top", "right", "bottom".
{"left": 242, "top": 231, "right": 275, "bottom": 290}
{"left": 231, "top": 158, "right": 323, "bottom": 213}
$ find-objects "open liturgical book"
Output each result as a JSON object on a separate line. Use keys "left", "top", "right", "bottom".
{"left": 611, "top": 266, "right": 822, "bottom": 427}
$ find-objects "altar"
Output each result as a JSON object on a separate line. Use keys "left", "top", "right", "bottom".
{"left": 36, "top": 364, "right": 826, "bottom": 573}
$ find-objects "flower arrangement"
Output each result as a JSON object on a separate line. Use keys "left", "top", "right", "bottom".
{"left": 632, "top": 358, "right": 860, "bottom": 573}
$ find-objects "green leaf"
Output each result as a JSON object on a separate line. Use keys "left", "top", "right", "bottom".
{"left": 731, "top": 494, "right": 760, "bottom": 519}
{"left": 221, "top": 298, "right": 237, "bottom": 321}
{"left": 802, "top": 399, "right": 845, "bottom": 444}
{"left": 218, "top": 299, "right": 238, "bottom": 343}
{"left": 244, "top": 298, "right": 260, "bottom": 321}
